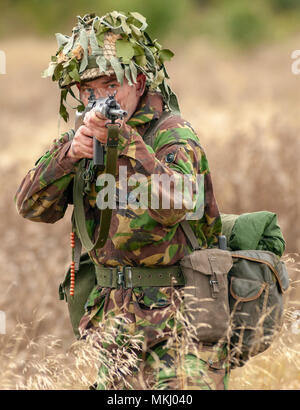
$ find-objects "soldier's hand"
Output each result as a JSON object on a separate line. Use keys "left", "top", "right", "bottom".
{"left": 67, "top": 125, "right": 94, "bottom": 161}
{"left": 84, "top": 110, "right": 123, "bottom": 143}
{"left": 67, "top": 110, "right": 123, "bottom": 161}
{"left": 82, "top": 110, "right": 109, "bottom": 144}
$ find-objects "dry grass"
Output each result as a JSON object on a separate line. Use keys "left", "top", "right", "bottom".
{"left": 0, "top": 34, "right": 299, "bottom": 389}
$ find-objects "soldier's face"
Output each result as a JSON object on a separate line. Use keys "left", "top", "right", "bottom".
{"left": 77, "top": 73, "right": 146, "bottom": 121}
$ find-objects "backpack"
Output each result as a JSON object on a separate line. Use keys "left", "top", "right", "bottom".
{"left": 227, "top": 250, "right": 289, "bottom": 367}
{"left": 59, "top": 111, "right": 290, "bottom": 368}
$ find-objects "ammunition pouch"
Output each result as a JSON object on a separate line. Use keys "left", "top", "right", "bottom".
{"left": 180, "top": 248, "right": 233, "bottom": 344}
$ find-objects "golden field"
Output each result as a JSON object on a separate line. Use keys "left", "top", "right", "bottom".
{"left": 0, "top": 35, "right": 299, "bottom": 389}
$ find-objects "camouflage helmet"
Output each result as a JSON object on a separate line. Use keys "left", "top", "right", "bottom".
{"left": 42, "top": 11, "right": 179, "bottom": 121}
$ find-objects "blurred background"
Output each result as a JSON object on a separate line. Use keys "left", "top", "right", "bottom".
{"left": 0, "top": 0, "right": 299, "bottom": 389}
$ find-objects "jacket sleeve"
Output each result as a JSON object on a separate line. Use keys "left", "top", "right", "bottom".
{"left": 117, "top": 114, "right": 220, "bottom": 231}
{"left": 15, "top": 132, "right": 78, "bottom": 223}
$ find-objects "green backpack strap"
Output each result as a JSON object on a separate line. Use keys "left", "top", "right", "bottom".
{"left": 73, "top": 124, "right": 119, "bottom": 252}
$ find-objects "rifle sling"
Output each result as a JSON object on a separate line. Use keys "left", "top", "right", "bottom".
{"left": 73, "top": 124, "right": 119, "bottom": 252}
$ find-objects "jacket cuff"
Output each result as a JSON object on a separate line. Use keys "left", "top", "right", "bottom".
{"left": 54, "top": 140, "right": 79, "bottom": 173}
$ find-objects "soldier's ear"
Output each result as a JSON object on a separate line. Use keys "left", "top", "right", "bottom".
{"left": 136, "top": 73, "right": 146, "bottom": 96}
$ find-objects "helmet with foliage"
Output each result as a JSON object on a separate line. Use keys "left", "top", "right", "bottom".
{"left": 42, "top": 11, "right": 179, "bottom": 121}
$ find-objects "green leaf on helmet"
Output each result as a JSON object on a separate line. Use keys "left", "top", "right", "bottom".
{"left": 116, "top": 39, "right": 135, "bottom": 64}
{"left": 124, "top": 65, "right": 133, "bottom": 86}
{"left": 79, "top": 57, "right": 87, "bottom": 74}
{"left": 62, "top": 59, "right": 71, "bottom": 68}
{"left": 53, "top": 63, "right": 64, "bottom": 81}
{"left": 60, "top": 89, "right": 68, "bottom": 101}
{"left": 60, "top": 89, "right": 69, "bottom": 122}
{"left": 76, "top": 102, "right": 85, "bottom": 113}
{"left": 129, "top": 12, "right": 148, "bottom": 31}
{"left": 41, "top": 61, "right": 56, "bottom": 78}
{"left": 130, "top": 25, "right": 142, "bottom": 39}
{"left": 79, "top": 29, "right": 88, "bottom": 73}
{"left": 150, "top": 68, "right": 165, "bottom": 90}
{"left": 132, "top": 43, "right": 143, "bottom": 56}
{"left": 63, "top": 32, "right": 75, "bottom": 55}
{"left": 110, "top": 11, "right": 119, "bottom": 19}
{"left": 89, "top": 28, "right": 102, "bottom": 56}
{"left": 55, "top": 33, "right": 69, "bottom": 48}
{"left": 153, "top": 40, "right": 162, "bottom": 51}
{"left": 55, "top": 45, "right": 64, "bottom": 56}
{"left": 143, "top": 44, "right": 156, "bottom": 67}
{"left": 96, "top": 56, "right": 107, "bottom": 73}
{"left": 69, "top": 66, "right": 81, "bottom": 82}
{"left": 93, "top": 19, "right": 101, "bottom": 32}
{"left": 95, "top": 22, "right": 109, "bottom": 40}
{"left": 60, "top": 103, "right": 68, "bottom": 122}
{"left": 159, "top": 49, "right": 174, "bottom": 63}
{"left": 61, "top": 74, "right": 72, "bottom": 86}
{"left": 162, "top": 64, "right": 170, "bottom": 79}
{"left": 120, "top": 16, "right": 131, "bottom": 36}
{"left": 96, "top": 31, "right": 105, "bottom": 47}
{"left": 105, "top": 14, "right": 116, "bottom": 29}
{"left": 110, "top": 10, "right": 125, "bottom": 20}
{"left": 134, "top": 54, "right": 147, "bottom": 67}
{"left": 109, "top": 56, "right": 124, "bottom": 85}
{"left": 129, "top": 60, "right": 137, "bottom": 83}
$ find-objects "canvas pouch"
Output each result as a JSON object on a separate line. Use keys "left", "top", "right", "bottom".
{"left": 180, "top": 248, "right": 233, "bottom": 343}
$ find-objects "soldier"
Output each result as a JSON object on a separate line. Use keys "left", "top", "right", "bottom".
{"left": 15, "top": 12, "right": 228, "bottom": 390}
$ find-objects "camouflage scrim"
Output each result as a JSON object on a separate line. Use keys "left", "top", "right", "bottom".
{"left": 42, "top": 12, "right": 179, "bottom": 121}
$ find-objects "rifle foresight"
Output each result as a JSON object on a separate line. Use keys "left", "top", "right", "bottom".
{"left": 93, "top": 95, "right": 127, "bottom": 121}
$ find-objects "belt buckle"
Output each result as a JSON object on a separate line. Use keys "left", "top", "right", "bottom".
{"left": 117, "top": 268, "right": 125, "bottom": 288}
{"left": 123, "top": 266, "right": 133, "bottom": 289}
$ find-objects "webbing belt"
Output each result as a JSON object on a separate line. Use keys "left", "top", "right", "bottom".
{"left": 95, "top": 264, "right": 185, "bottom": 288}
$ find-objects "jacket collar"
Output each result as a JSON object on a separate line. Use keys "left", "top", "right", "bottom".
{"left": 127, "top": 91, "right": 164, "bottom": 128}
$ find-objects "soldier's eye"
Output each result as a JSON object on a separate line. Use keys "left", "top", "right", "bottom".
{"left": 81, "top": 87, "right": 90, "bottom": 94}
